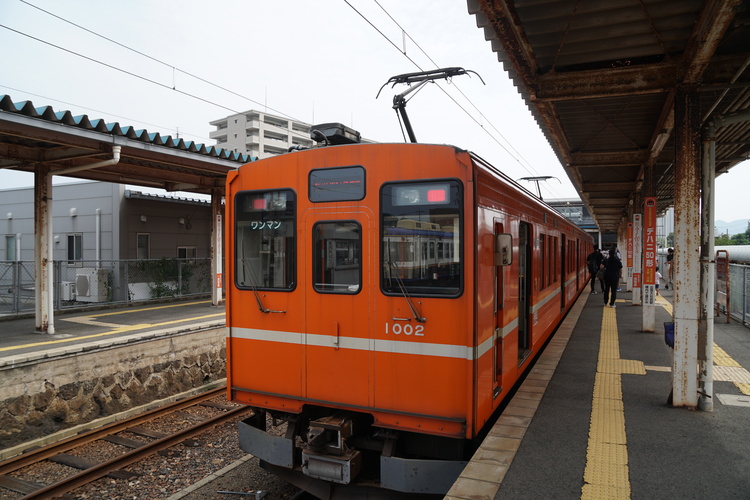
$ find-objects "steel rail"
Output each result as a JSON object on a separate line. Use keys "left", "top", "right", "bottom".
{"left": 0, "top": 386, "right": 226, "bottom": 475}
{"left": 18, "top": 403, "right": 253, "bottom": 499}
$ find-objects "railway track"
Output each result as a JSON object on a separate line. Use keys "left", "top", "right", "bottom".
{"left": 0, "top": 387, "right": 254, "bottom": 499}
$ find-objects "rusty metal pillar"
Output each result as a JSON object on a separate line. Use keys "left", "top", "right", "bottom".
{"left": 210, "top": 189, "right": 223, "bottom": 307}
{"left": 699, "top": 124, "right": 717, "bottom": 411}
{"left": 672, "top": 86, "right": 702, "bottom": 408}
{"left": 34, "top": 165, "right": 55, "bottom": 334}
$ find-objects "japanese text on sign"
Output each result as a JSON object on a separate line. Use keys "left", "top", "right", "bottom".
{"left": 249, "top": 221, "right": 282, "bottom": 231}
{"left": 643, "top": 197, "right": 657, "bottom": 286}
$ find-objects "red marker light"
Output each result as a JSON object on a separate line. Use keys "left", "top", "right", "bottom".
{"left": 253, "top": 199, "right": 266, "bottom": 209}
{"left": 427, "top": 189, "right": 446, "bottom": 202}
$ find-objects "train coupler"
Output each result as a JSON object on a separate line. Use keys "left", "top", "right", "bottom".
{"left": 301, "top": 413, "right": 362, "bottom": 484}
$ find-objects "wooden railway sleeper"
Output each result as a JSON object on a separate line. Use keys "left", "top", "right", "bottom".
{"left": 15, "top": 404, "right": 252, "bottom": 500}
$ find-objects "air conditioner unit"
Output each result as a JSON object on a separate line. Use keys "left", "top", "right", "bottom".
{"left": 60, "top": 281, "right": 76, "bottom": 301}
{"left": 75, "top": 268, "right": 108, "bottom": 302}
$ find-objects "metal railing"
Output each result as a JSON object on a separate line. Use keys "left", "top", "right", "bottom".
{"left": 0, "top": 258, "right": 216, "bottom": 316}
{"left": 724, "top": 263, "right": 750, "bottom": 326}
{"left": 2, "top": 258, "right": 748, "bottom": 326}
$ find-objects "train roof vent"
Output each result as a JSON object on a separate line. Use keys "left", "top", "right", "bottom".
{"left": 310, "top": 123, "right": 361, "bottom": 145}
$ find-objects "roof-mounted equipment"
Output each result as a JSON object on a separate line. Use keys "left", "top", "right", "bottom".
{"left": 310, "top": 123, "right": 361, "bottom": 146}
{"left": 377, "top": 67, "right": 484, "bottom": 143}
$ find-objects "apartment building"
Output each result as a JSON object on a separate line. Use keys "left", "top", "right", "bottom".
{"left": 209, "top": 110, "right": 313, "bottom": 158}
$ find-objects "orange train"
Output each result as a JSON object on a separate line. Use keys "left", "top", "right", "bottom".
{"left": 225, "top": 134, "right": 592, "bottom": 498}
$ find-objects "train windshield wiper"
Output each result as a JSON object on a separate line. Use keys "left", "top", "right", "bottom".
{"left": 387, "top": 259, "right": 426, "bottom": 323}
{"left": 240, "top": 240, "right": 285, "bottom": 314}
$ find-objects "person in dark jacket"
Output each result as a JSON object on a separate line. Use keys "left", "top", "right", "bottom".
{"left": 665, "top": 247, "right": 674, "bottom": 289}
{"left": 602, "top": 247, "right": 623, "bottom": 307}
{"left": 586, "top": 246, "right": 604, "bottom": 293}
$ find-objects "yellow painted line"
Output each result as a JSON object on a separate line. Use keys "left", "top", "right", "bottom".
{"left": 69, "top": 299, "right": 213, "bottom": 318}
{"left": 59, "top": 300, "right": 217, "bottom": 328}
{"left": 582, "top": 302, "right": 645, "bottom": 500}
{"left": 0, "top": 313, "right": 224, "bottom": 353}
{"left": 62, "top": 317, "right": 125, "bottom": 327}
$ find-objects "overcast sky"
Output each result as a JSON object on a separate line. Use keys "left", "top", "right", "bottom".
{"left": 1, "top": 0, "right": 747, "bottom": 225}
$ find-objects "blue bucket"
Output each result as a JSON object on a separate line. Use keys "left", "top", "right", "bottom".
{"left": 664, "top": 322, "right": 674, "bottom": 348}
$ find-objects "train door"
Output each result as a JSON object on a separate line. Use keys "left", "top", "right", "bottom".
{"left": 494, "top": 222, "right": 505, "bottom": 398}
{"left": 560, "top": 234, "right": 566, "bottom": 309}
{"left": 575, "top": 238, "right": 581, "bottom": 292}
{"left": 303, "top": 210, "right": 372, "bottom": 406}
{"left": 518, "top": 221, "right": 531, "bottom": 363}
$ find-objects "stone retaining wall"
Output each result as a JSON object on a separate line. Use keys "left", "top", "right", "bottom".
{"left": 0, "top": 325, "right": 226, "bottom": 451}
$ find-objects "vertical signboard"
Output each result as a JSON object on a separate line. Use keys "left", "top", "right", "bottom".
{"left": 626, "top": 222, "right": 634, "bottom": 290}
{"left": 627, "top": 223, "right": 634, "bottom": 268}
{"left": 643, "top": 197, "right": 657, "bottom": 305}
{"left": 213, "top": 212, "right": 223, "bottom": 305}
{"left": 633, "top": 214, "right": 642, "bottom": 287}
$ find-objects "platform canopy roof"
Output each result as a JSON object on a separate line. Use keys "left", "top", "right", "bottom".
{"left": 0, "top": 94, "right": 252, "bottom": 195}
{"left": 469, "top": 0, "right": 750, "bottom": 233}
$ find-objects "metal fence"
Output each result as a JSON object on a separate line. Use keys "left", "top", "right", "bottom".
{"left": 0, "top": 258, "right": 215, "bottom": 316}
{"left": 723, "top": 263, "right": 750, "bottom": 326}
{"left": 2, "top": 257, "right": 748, "bottom": 325}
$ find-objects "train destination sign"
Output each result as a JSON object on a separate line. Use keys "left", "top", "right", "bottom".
{"left": 309, "top": 166, "right": 365, "bottom": 202}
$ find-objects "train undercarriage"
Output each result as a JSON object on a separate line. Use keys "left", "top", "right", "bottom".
{"left": 238, "top": 405, "right": 468, "bottom": 499}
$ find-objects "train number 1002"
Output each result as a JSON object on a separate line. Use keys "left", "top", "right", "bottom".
{"left": 384, "top": 323, "right": 425, "bottom": 336}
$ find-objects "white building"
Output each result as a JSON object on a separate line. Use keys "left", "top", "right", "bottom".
{"left": 209, "top": 110, "right": 313, "bottom": 158}
{"left": 1, "top": 181, "right": 216, "bottom": 309}
{"left": 1, "top": 181, "right": 214, "bottom": 263}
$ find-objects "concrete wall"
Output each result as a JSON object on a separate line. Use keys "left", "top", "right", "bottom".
{"left": 0, "top": 325, "right": 226, "bottom": 453}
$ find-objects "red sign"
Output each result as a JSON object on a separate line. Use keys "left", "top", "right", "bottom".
{"left": 216, "top": 273, "right": 223, "bottom": 289}
{"left": 627, "top": 223, "right": 633, "bottom": 268}
{"left": 643, "top": 197, "right": 657, "bottom": 285}
{"left": 633, "top": 272, "right": 641, "bottom": 288}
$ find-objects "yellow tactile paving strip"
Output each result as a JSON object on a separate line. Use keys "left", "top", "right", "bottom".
{"left": 445, "top": 293, "right": 587, "bottom": 500}
{"left": 656, "top": 294, "right": 750, "bottom": 396}
{"left": 581, "top": 303, "right": 645, "bottom": 500}
{"left": 448, "top": 290, "right": 750, "bottom": 500}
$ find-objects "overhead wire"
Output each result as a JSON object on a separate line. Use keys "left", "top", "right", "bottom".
{"left": 0, "top": 83, "right": 212, "bottom": 142}
{"left": 17, "top": 0, "right": 303, "bottom": 124}
{"left": 9, "top": 0, "right": 565, "bottom": 199}
{"left": 0, "top": 23, "right": 244, "bottom": 116}
{"left": 354, "top": 0, "right": 567, "bottom": 199}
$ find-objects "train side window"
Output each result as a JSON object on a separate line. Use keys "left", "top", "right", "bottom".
{"left": 312, "top": 221, "right": 361, "bottom": 294}
{"left": 381, "top": 180, "right": 462, "bottom": 297}
{"left": 234, "top": 189, "right": 296, "bottom": 290}
{"left": 495, "top": 234, "right": 512, "bottom": 266}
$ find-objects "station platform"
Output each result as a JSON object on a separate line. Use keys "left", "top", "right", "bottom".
{"left": 448, "top": 288, "right": 750, "bottom": 499}
{"left": 2, "top": 294, "right": 749, "bottom": 498}
{"left": 0, "top": 299, "right": 225, "bottom": 364}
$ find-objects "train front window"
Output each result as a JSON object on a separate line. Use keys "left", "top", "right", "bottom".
{"left": 381, "top": 180, "right": 462, "bottom": 297}
{"left": 235, "top": 190, "right": 296, "bottom": 290}
{"left": 312, "top": 221, "right": 361, "bottom": 294}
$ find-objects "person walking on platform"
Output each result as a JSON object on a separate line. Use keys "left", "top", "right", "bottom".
{"left": 587, "top": 246, "right": 604, "bottom": 294}
{"left": 665, "top": 247, "right": 674, "bottom": 289}
{"left": 602, "top": 247, "right": 623, "bottom": 307}
{"left": 655, "top": 266, "right": 663, "bottom": 295}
